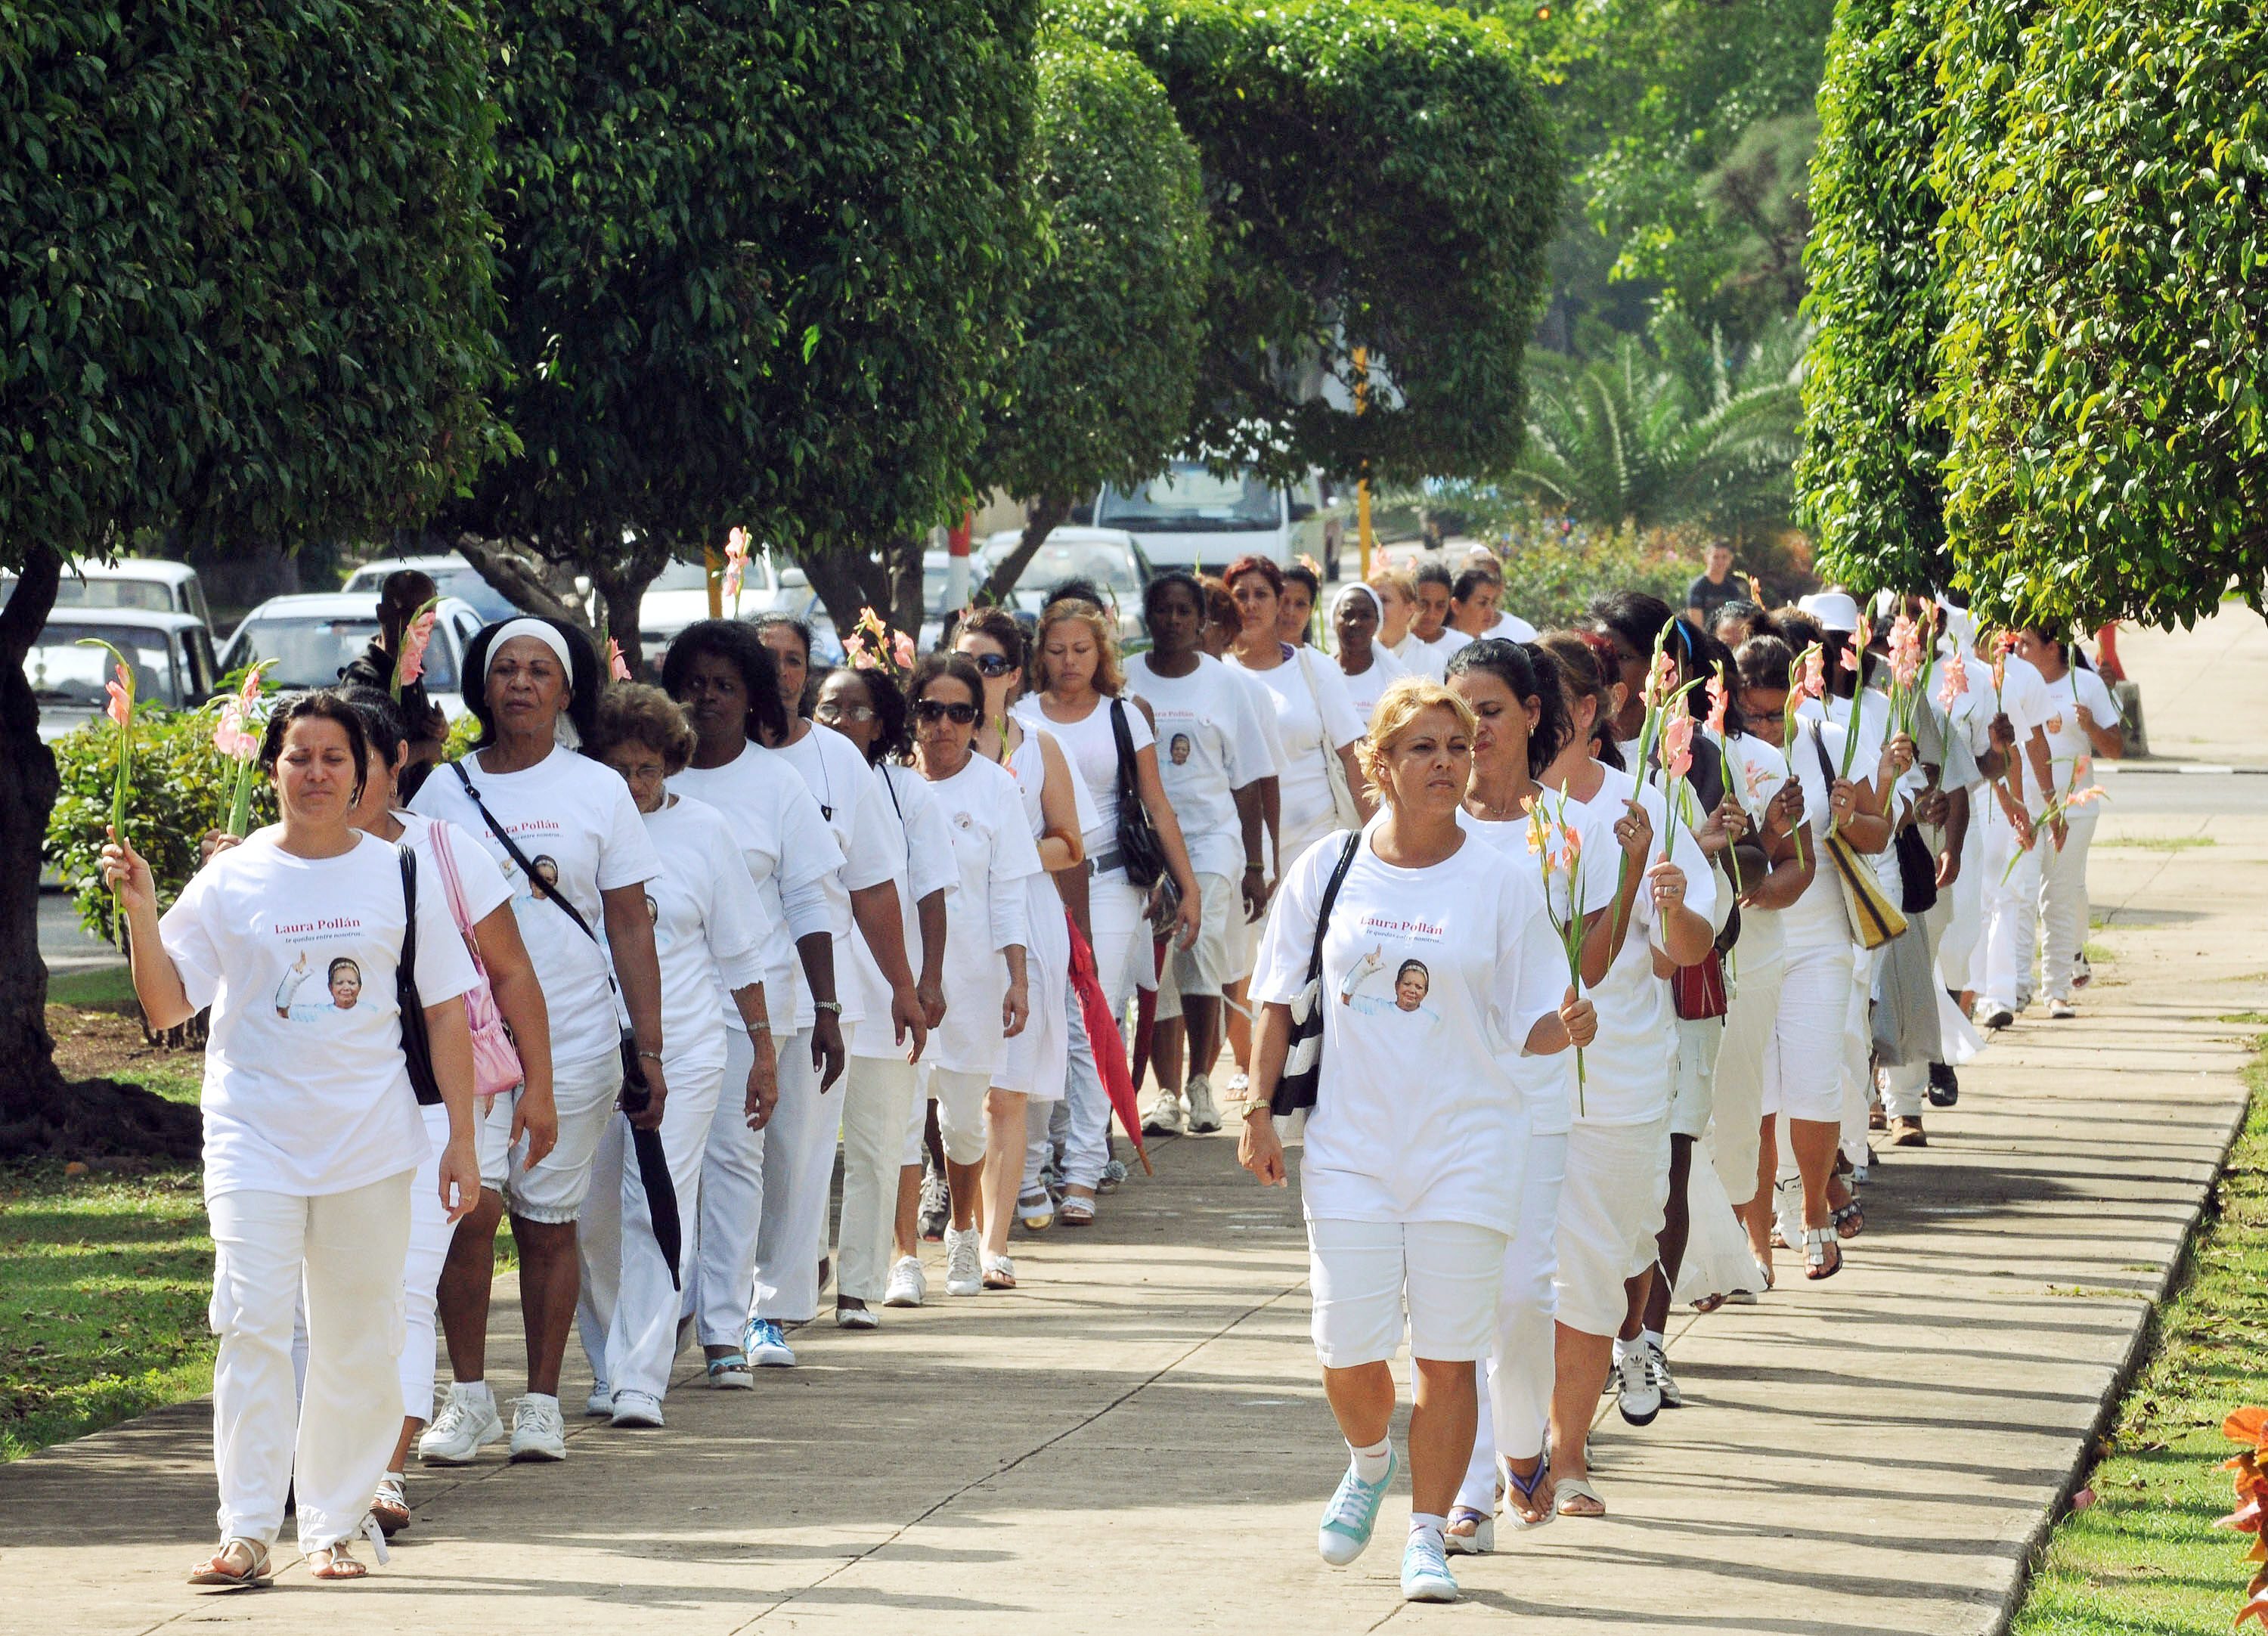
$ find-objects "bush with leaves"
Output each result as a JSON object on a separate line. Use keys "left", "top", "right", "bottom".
{"left": 1489, "top": 518, "right": 1700, "bottom": 634}
{"left": 1935, "top": 0, "right": 2268, "bottom": 627}
{"left": 974, "top": 35, "right": 1210, "bottom": 603}
{"left": 1053, "top": 0, "right": 1559, "bottom": 485}
{"left": 44, "top": 709, "right": 276, "bottom": 941}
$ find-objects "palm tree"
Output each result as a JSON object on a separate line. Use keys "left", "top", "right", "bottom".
{"left": 1510, "top": 317, "right": 1809, "bottom": 536}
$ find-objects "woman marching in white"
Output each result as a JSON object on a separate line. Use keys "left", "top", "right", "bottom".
{"left": 108, "top": 692, "right": 483, "bottom": 1585}
{"left": 910, "top": 652, "right": 1040, "bottom": 1294}
{"left": 407, "top": 618, "right": 668, "bottom": 1464}
{"left": 1239, "top": 677, "right": 1592, "bottom": 1605}
{"left": 2013, "top": 624, "right": 2121, "bottom": 1017}
{"left": 575, "top": 685, "right": 779, "bottom": 1426}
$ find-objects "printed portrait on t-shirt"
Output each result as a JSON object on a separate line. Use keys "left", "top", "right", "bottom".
{"left": 273, "top": 948, "right": 367, "bottom": 1021}
{"left": 1337, "top": 939, "right": 1440, "bottom": 1024}
{"left": 327, "top": 959, "right": 364, "bottom": 1010}
{"left": 1170, "top": 733, "right": 1192, "bottom": 766}
{"left": 529, "top": 855, "right": 560, "bottom": 900}
{"left": 1393, "top": 960, "right": 1430, "bottom": 1013}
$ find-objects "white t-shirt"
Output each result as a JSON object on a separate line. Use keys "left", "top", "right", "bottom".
{"left": 1393, "top": 626, "right": 1471, "bottom": 682}
{"left": 1232, "top": 645, "right": 1365, "bottom": 856}
{"left": 1335, "top": 645, "right": 1409, "bottom": 734}
{"left": 631, "top": 795, "right": 773, "bottom": 1080}
{"left": 397, "top": 810, "right": 513, "bottom": 933}
{"left": 409, "top": 748, "right": 661, "bottom": 1068}
{"left": 1126, "top": 652, "right": 1270, "bottom": 881}
{"left": 1801, "top": 689, "right": 1925, "bottom": 894}
{"left": 1944, "top": 643, "right": 2054, "bottom": 810}
{"left": 2039, "top": 665, "right": 2118, "bottom": 789}
{"left": 775, "top": 723, "right": 901, "bottom": 1028}
{"left": 1012, "top": 694, "right": 1151, "bottom": 863}
{"left": 923, "top": 755, "right": 1043, "bottom": 1077}
{"left": 668, "top": 740, "right": 841, "bottom": 1034}
{"left": 1557, "top": 764, "right": 1718, "bottom": 1125}
{"left": 1777, "top": 717, "right": 1862, "bottom": 950}
{"left": 1252, "top": 826, "right": 1565, "bottom": 1234}
{"left": 847, "top": 762, "right": 959, "bottom": 1058}
{"left": 1458, "top": 810, "right": 1579, "bottom": 1136}
{"left": 1479, "top": 610, "right": 1540, "bottom": 643}
{"left": 163, "top": 828, "right": 477, "bottom": 1200}
{"left": 1714, "top": 732, "right": 1791, "bottom": 965}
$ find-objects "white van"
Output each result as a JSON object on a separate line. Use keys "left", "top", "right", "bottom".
{"left": 2, "top": 557, "right": 212, "bottom": 627}
{"left": 1089, "top": 460, "right": 1343, "bottom": 574}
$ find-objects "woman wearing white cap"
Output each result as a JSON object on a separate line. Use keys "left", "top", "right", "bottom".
{"left": 408, "top": 616, "right": 667, "bottom": 1465}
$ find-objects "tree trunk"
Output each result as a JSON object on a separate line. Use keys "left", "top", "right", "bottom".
{"left": 449, "top": 532, "right": 591, "bottom": 629}
{"left": 881, "top": 532, "right": 925, "bottom": 643}
{"left": 800, "top": 547, "right": 893, "bottom": 646}
{"left": 974, "top": 496, "right": 1070, "bottom": 608}
{"left": 586, "top": 538, "right": 671, "bottom": 680}
{"left": 0, "top": 544, "right": 198, "bottom": 1159}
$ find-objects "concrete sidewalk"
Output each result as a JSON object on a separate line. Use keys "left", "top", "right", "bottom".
{"left": 2, "top": 806, "right": 2263, "bottom": 1633}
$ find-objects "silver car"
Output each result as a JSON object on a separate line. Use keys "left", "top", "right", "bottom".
{"left": 25, "top": 606, "right": 220, "bottom": 743}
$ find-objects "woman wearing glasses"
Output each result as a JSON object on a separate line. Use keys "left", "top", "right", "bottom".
{"left": 911, "top": 653, "right": 1040, "bottom": 1296}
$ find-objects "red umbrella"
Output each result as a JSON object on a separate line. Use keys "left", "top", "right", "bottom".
{"left": 1066, "top": 914, "right": 1153, "bottom": 1177}
{"left": 1126, "top": 934, "right": 1167, "bottom": 1098}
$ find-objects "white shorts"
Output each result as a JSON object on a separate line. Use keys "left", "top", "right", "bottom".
{"left": 1668, "top": 1018, "right": 1722, "bottom": 1140}
{"left": 1165, "top": 872, "right": 1235, "bottom": 1009}
{"left": 1307, "top": 1216, "right": 1508, "bottom": 1368}
{"left": 1554, "top": 1118, "right": 1671, "bottom": 1337}
{"left": 505, "top": 1048, "right": 623, "bottom": 1225}
{"left": 471, "top": 1089, "right": 516, "bottom": 1191}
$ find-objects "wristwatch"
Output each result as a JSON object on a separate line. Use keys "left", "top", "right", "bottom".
{"left": 813, "top": 999, "right": 843, "bottom": 1015}
{"left": 637, "top": 1048, "right": 664, "bottom": 1064}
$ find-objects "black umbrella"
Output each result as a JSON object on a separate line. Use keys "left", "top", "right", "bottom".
{"left": 618, "top": 1052, "right": 681, "bottom": 1288}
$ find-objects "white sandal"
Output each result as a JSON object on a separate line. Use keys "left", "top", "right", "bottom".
{"left": 187, "top": 1536, "right": 272, "bottom": 1590}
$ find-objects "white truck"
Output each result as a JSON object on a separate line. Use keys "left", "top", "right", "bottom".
{"left": 1089, "top": 460, "right": 1343, "bottom": 575}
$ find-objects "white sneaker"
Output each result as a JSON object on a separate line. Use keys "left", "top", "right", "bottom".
{"left": 2072, "top": 953, "right": 2093, "bottom": 990}
{"left": 2049, "top": 997, "right": 2077, "bottom": 1019}
{"left": 742, "top": 1318, "right": 797, "bottom": 1368}
{"left": 944, "top": 1226, "right": 983, "bottom": 1297}
{"left": 884, "top": 1256, "right": 927, "bottom": 1308}
{"left": 1646, "top": 1341, "right": 1684, "bottom": 1409}
{"left": 1975, "top": 998, "right": 2015, "bottom": 1030}
{"left": 1184, "top": 1074, "right": 1222, "bottom": 1134}
{"left": 508, "top": 1394, "right": 567, "bottom": 1462}
{"left": 583, "top": 1382, "right": 613, "bottom": 1419}
{"left": 1614, "top": 1345, "right": 1661, "bottom": 1427}
{"left": 418, "top": 1386, "right": 503, "bottom": 1465}
{"left": 609, "top": 1390, "right": 664, "bottom": 1430}
{"left": 1142, "top": 1092, "right": 1186, "bottom": 1136}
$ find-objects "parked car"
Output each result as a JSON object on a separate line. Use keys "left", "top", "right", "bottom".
{"left": 977, "top": 525, "right": 1153, "bottom": 649}
{"left": 218, "top": 593, "right": 486, "bottom": 720}
{"left": 25, "top": 606, "right": 220, "bottom": 743}
{"left": 634, "top": 547, "right": 812, "bottom": 662}
{"left": 1090, "top": 460, "right": 1343, "bottom": 573}
{"left": 341, "top": 553, "right": 517, "bottom": 622}
{"left": 2, "top": 556, "right": 215, "bottom": 629}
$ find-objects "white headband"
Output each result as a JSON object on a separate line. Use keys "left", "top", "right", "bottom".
{"left": 485, "top": 618, "right": 575, "bottom": 683}
{"left": 1332, "top": 582, "right": 1383, "bottom": 621}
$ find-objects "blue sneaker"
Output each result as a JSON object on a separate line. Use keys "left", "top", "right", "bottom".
{"left": 744, "top": 1317, "right": 797, "bottom": 1368}
{"left": 1401, "top": 1530, "right": 1458, "bottom": 1602}
{"left": 1316, "top": 1449, "right": 1397, "bottom": 1566}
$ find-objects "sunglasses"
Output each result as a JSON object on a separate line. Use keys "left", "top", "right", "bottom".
{"left": 915, "top": 699, "right": 978, "bottom": 725}
{"left": 966, "top": 652, "right": 1018, "bottom": 678}
{"left": 816, "top": 702, "right": 875, "bottom": 723}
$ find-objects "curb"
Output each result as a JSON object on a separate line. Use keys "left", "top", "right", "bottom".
{"left": 1990, "top": 1068, "right": 2257, "bottom": 1634}
{"left": 2097, "top": 762, "right": 2268, "bottom": 776}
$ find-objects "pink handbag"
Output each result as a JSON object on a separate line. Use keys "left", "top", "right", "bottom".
{"left": 428, "top": 820, "right": 525, "bottom": 1103}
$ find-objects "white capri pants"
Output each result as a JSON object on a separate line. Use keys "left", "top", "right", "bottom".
{"left": 1764, "top": 942, "right": 1856, "bottom": 1124}
{"left": 2037, "top": 801, "right": 2099, "bottom": 1001}
{"left": 506, "top": 1046, "right": 623, "bottom": 1224}
{"left": 1977, "top": 798, "right": 2043, "bottom": 1007}
{"left": 841, "top": 1052, "right": 921, "bottom": 1303}
{"left": 1707, "top": 942, "right": 1784, "bottom": 1209}
{"left": 1308, "top": 1216, "right": 1508, "bottom": 1368}
{"left": 399, "top": 1095, "right": 513, "bottom": 1418}
{"left": 1669, "top": 1016, "right": 1723, "bottom": 1140}
{"left": 902, "top": 1064, "right": 992, "bottom": 1170}
{"left": 1455, "top": 1129, "right": 1569, "bottom": 1510}
{"left": 1554, "top": 1117, "right": 1671, "bottom": 1339}
{"left": 754, "top": 1021, "right": 841, "bottom": 1323}
{"left": 576, "top": 1055, "right": 725, "bottom": 1402}
{"left": 693, "top": 1023, "right": 804, "bottom": 1347}
{"left": 208, "top": 1171, "right": 411, "bottom": 1553}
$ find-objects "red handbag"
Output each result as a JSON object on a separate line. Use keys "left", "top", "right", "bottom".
{"left": 1672, "top": 948, "right": 1728, "bottom": 1021}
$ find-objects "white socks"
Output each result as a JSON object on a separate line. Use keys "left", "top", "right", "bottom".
{"left": 1409, "top": 1511, "right": 1446, "bottom": 1548}
{"left": 1348, "top": 1436, "right": 1393, "bottom": 1485}
{"left": 454, "top": 1380, "right": 494, "bottom": 1408}
{"left": 1641, "top": 1327, "right": 1665, "bottom": 1354}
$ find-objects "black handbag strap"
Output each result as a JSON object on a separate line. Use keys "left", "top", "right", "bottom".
{"left": 1108, "top": 698, "right": 1141, "bottom": 804}
{"left": 451, "top": 758, "right": 603, "bottom": 949}
{"left": 1306, "top": 830, "right": 1364, "bottom": 988}
{"left": 396, "top": 841, "right": 442, "bottom": 1105}
{"left": 398, "top": 842, "right": 420, "bottom": 983}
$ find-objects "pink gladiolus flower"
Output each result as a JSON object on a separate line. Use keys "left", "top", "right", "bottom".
{"left": 2074, "top": 754, "right": 2093, "bottom": 783}
{"left": 1938, "top": 649, "right": 1969, "bottom": 708}
{"left": 396, "top": 608, "right": 436, "bottom": 688}
{"left": 844, "top": 631, "right": 872, "bottom": 668}
{"left": 723, "top": 527, "right": 750, "bottom": 606}
{"left": 2063, "top": 785, "right": 2108, "bottom": 810}
{"left": 1644, "top": 649, "right": 1678, "bottom": 708}
{"left": 607, "top": 639, "right": 633, "bottom": 682}
{"left": 1888, "top": 615, "right": 1922, "bottom": 689}
{"left": 1704, "top": 670, "right": 1730, "bottom": 736}
{"left": 1662, "top": 711, "right": 1694, "bottom": 781}
{"left": 1802, "top": 645, "right": 1826, "bottom": 700}
{"left": 104, "top": 666, "right": 132, "bottom": 729}
{"left": 212, "top": 700, "right": 258, "bottom": 762}
{"left": 892, "top": 631, "right": 916, "bottom": 671}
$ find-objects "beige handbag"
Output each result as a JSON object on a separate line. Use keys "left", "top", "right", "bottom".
{"left": 1807, "top": 725, "right": 1907, "bottom": 950}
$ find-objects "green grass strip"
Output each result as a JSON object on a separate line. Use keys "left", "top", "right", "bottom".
{"left": 2011, "top": 1040, "right": 2268, "bottom": 1634}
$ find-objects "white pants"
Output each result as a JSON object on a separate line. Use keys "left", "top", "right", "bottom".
{"left": 1978, "top": 798, "right": 2043, "bottom": 1007}
{"left": 1764, "top": 943, "right": 1854, "bottom": 1124}
{"left": 1062, "top": 871, "right": 1144, "bottom": 1183}
{"left": 577, "top": 1057, "right": 724, "bottom": 1402}
{"left": 1026, "top": 981, "right": 1111, "bottom": 1193}
{"left": 754, "top": 1022, "right": 841, "bottom": 1322}
{"left": 1454, "top": 1131, "right": 1569, "bottom": 1509}
{"left": 840, "top": 1053, "right": 921, "bottom": 1302}
{"left": 1307, "top": 1217, "right": 1507, "bottom": 1368}
{"left": 692, "top": 1024, "right": 798, "bottom": 1346}
{"left": 208, "top": 1172, "right": 411, "bottom": 1552}
{"left": 1938, "top": 812, "right": 1985, "bottom": 993}
{"left": 1707, "top": 942, "right": 1784, "bottom": 1208}
{"left": 2037, "top": 802, "right": 2099, "bottom": 1000}
{"left": 1842, "top": 944, "right": 1883, "bottom": 1168}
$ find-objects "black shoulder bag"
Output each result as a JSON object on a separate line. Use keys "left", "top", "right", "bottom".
{"left": 1269, "top": 829, "right": 1364, "bottom": 1118}
{"left": 396, "top": 844, "right": 443, "bottom": 1106}
{"left": 1108, "top": 698, "right": 1168, "bottom": 891}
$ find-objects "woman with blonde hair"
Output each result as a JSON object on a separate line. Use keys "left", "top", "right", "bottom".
{"left": 1015, "top": 597, "right": 1203, "bottom": 1222}
{"left": 1240, "top": 677, "right": 1591, "bottom": 1604}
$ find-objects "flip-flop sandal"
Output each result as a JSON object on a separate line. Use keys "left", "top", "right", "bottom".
{"left": 1805, "top": 1226, "right": 1844, "bottom": 1281}
{"left": 1058, "top": 1195, "right": 1095, "bottom": 1226}
{"left": 188, "top": 1538, "right": 272, "bottom": 1591}
{"left": 1444, "top": 1504, "right": 1495, "bottom": 1554}
{"left": 1504, "top": 1460, "right": 1555, "bottom": 1530}
{"left": 1690, "top": 1292, "right": 1727, "bottom": 1315}
{"left": 1554, "top": 1476, "right": 1605, "bottom": 1518}
{"left": 706, "top": 1352, "right": 754, "bottom": 1389}
{"left": 311, "top": 1517, "right": 389, "bottom": 1582}
{"left": 1833, "top": 1201, "right": 1865, "bottom": 1240}
{"left": 370, "top": 1471, "right": 411, "bottom": 1536}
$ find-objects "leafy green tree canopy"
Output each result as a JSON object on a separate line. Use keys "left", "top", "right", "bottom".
{"left": 442, "top": 0, "right": 1040, "bottom": 658}
{"left": 975, "top": 34, "right": 1209, "bottom": 601}
{"left": 1054, "top": 0, "right": 1559, "bottom": 485}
